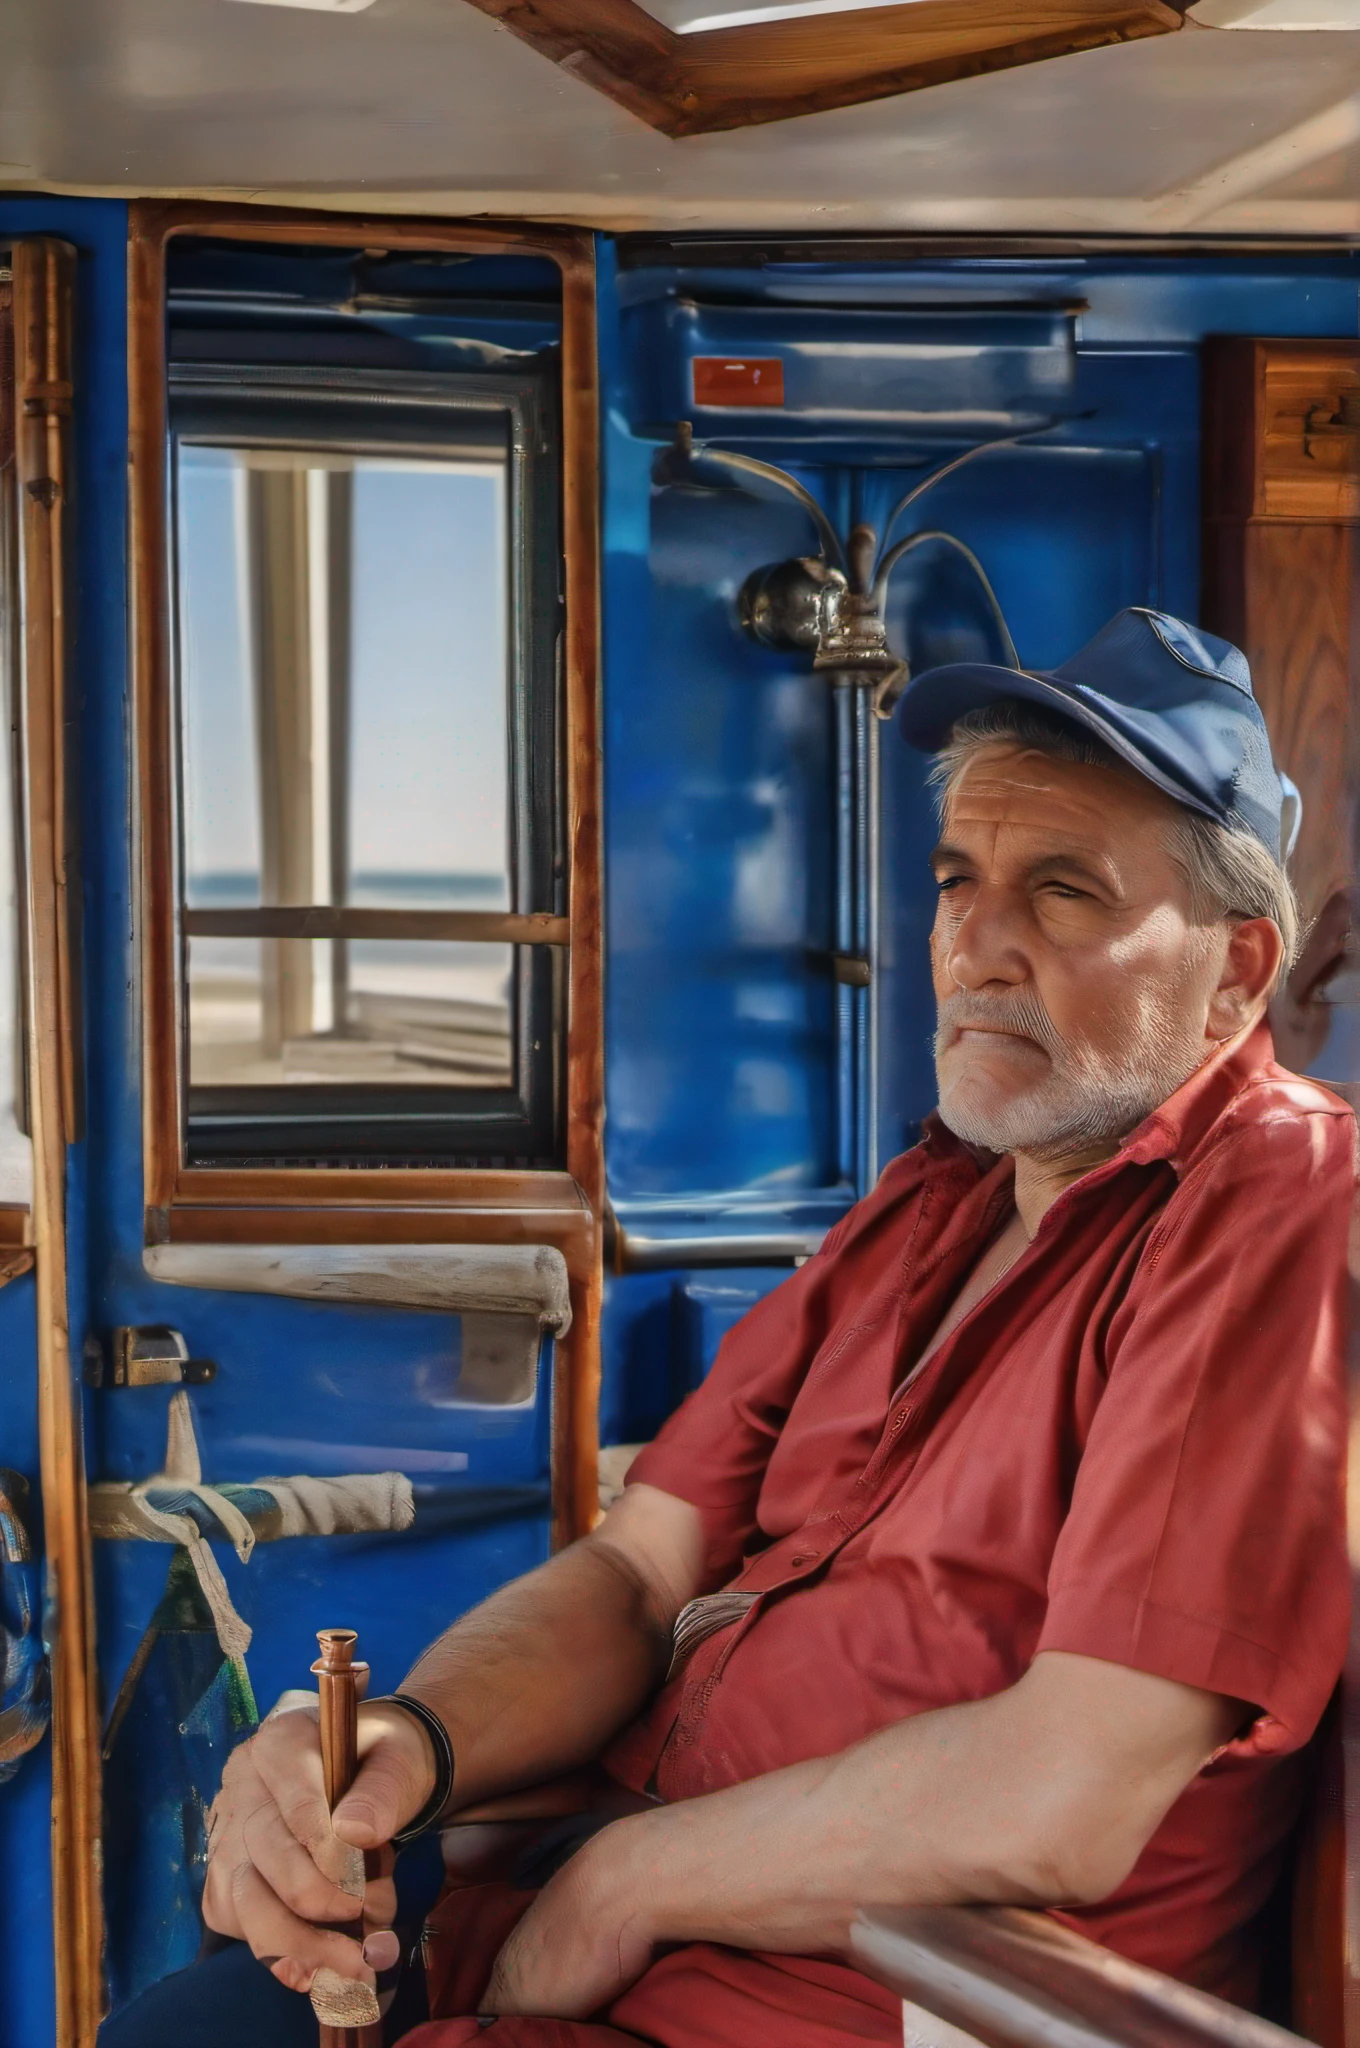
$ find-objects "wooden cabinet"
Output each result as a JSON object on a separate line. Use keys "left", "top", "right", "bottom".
{"left": 1203, "top": 338, "right": 1360, "bottom": 1077}
{"left": 1203, "top": 338, "right": 1360, "bottom": 922}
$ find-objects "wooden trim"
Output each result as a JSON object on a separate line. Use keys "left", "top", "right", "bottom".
{"left": 457, "top": 0, "right": 1185, "bottom": 138}
{"left": 13, "top": 239, "right": 103, "bottom": 2048}
{"left": 557, "top": 215, "right": 604, "bottom": 1544}
{"left": 161, "top": 1202, "right": 594, "bottom": 1262}
{"left": 129, "top": 203, "right": 605, "bottom": 1539}
{"left": 160, "top": 1165, "right": 588, "bottom": 1209}
{"left": 129, "top": 213, "right": 177, "bottom": 1218}
{"left": 181, "top": 907, "right": 570, "bottom": 945}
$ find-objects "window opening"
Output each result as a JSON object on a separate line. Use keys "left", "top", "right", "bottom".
{"left": 171, "top": 368, "right": 562, "bottom": 1165}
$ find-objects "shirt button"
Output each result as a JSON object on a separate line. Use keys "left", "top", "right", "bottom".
{"left": 790, "top": 1551, "right": 819, "bottom": 1568}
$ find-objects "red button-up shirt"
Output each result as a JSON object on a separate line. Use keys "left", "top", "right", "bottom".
{"left": 608, "top": 1025, "right": 1352, "bottom": 2007}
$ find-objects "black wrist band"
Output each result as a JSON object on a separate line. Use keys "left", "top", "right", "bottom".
{"left": 371, "top": 1693, "right": 456, "bottom": 1846}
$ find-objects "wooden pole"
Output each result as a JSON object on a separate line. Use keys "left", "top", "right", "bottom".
{"left": 310, "top": 1629, "right": 384, "bottom": 2048}
{"left": 13, "top": 237, "right": 104, "bottom": 2048}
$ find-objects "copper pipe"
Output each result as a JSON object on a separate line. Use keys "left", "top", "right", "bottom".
{"left": 310, "top": 1630, "right": 384, "bottom": 2048}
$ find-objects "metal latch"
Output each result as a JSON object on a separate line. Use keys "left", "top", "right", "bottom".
{"left": 84, "top": 1327, "right": 217, "bottom": 1389}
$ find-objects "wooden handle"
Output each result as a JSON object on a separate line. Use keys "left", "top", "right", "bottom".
{"left": 313, "top": 1628, "right": 366, "bottom": 1813}
{"left": 310, "top": 1629, "right": 384, "bottom": 2048}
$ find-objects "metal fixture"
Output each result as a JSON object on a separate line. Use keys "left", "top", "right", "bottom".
{"left": 86, "top": 1327, "right": 217, "bottom": 1389}
{"left": 660, "top": 421, "right": 1024, "bottom": 716}
{"left": 653, "top": 419, "right": 1035, "bottom": 1201}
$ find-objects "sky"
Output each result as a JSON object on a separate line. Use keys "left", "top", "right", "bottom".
{"left": 177, "top": 446, "right": 510, "bottom": 897}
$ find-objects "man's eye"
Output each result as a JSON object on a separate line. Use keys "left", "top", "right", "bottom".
{"left": 1042, "top": 882, "right": 1089, "bottom": 902}
{"left": 935, "top": 874, "right": 969, "bottom": 893}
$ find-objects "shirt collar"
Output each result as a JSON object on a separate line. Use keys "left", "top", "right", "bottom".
{"left": 1116, "top": 1017, "right": 1276, "bottom": 1175}
{"left": 919, "top": 1017, "right": 1276, "bottom": 1186}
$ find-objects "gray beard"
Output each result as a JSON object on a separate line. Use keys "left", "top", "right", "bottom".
{"left": 933, "top": 988, "right": 1203, "bottom": 1159}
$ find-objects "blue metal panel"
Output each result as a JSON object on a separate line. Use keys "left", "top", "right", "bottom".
{"left": 625, "top": 253, "right": 1360, "bottom": 346}
{"left": 604, "top": 473, "right": 841, "bottom": 1199}
{"left": 623, "top": 296, "right": 1080, "bottom": 451}
{"left": 600, "top": 1269, "right": 787, "bottom": 1452}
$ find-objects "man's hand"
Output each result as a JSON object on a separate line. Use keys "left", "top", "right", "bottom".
{"left": 203, "top": 1696, "right": 436, "bottom": 1993}
{"left": 199, "top": 1482, "right": 705, "bottom": 2000}
{"left": 481, "top": 1820, "right": 657, "bottom": 2019}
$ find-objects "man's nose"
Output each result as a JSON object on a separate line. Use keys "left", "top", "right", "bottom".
{"left": 940, "top": 888, "right": 1028, "bottom": 991}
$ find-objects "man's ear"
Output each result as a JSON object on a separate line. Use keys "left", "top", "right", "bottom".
{"left": 1268, "top": 887, "right": 1349, "bottom": 1074}
{"left": 1205, "top": 917, "right": 1284, "bottom": 1042}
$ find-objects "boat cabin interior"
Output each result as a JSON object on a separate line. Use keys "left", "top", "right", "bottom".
{"left": 0, "top": 5, "right": 1358, "bottom": 2043}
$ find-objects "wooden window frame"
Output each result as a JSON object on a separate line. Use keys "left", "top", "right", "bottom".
{"left": 170, "top": 362, "right": 563, "bottom": 1167}
{"left": 460, "top": 0, "right": 1185, "bottom": 139}
{"left": 128, "top": 202, "right": 604, "bottom": 1540}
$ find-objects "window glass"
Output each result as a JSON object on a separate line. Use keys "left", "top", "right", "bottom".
{"left": 176, "top": 440, "right": 515, "bottom": 1106}
{"left": 179, "top": 446, "right": 260, "bottom": 901}
{"left": 348, "top": 461, "right": 509, "bottom": 911}
{"left": 186, "top": 938, "right": 513, "bottom": 1090}
{"left": 179, "top": 446, "right": 511, "bottom": 919}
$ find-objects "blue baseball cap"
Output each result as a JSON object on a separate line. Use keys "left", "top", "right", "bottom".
{"left": 895, "top": 606, "right": 1300, "bottom": 863}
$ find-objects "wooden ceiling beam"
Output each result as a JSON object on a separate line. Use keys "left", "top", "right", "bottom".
{"left": 461, "top": 0, "right": 1188, "bottom": 138}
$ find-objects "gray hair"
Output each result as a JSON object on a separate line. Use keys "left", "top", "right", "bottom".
{"left": 930, "top": 702, "right": 1300, "bottom": 986}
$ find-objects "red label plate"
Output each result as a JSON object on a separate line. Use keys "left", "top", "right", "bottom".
{"left": 692, "top": 356, "right": 786, "bottom": 407}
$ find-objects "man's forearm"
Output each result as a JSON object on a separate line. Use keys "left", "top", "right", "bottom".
{"left": 393, "top": 1535, "right": 668, "bottom": 1809}
{"left": 388, "top": 1481, "right": 712, "bottom": 1813}
{"left": 562, "top": 1654, "right": 1240, "bottom": 1961}
{"left": 576, "top": 1694, "right": 1059, "bottom": 1961}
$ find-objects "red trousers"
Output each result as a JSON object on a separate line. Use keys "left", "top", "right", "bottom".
{"left": 398, "top": 1881, "right": 901, "bottom": 2047}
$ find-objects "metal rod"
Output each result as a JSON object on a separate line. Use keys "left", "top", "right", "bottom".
{"left": 875, "top": 427, "right": 1054, "bottom": 563}
{"left": 853, "top": 1904, "right": 1310, "bottom": 2048}
{"left": 834, "top": 683, "right": 856, "bottom": 1187}
{"left": 662, "top": 427, "right": 847, "bottom": 572}
{"left": 871, "top": 529, "right": 1019, "bottom": 669}
{"left": 310, "top": 1629, "right": 383, "bottom": 2048}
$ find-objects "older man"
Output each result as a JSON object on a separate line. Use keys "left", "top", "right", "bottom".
{"left": 106, "top": 609, "right": 1351, "bottom": 2048}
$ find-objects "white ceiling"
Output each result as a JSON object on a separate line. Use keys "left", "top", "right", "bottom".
{"left": 2, "top": 1, "right": 1358, "bottom": 234}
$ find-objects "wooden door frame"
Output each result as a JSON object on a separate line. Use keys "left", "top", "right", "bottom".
{"left": 10, "top": 238, "right": 102, "bottom": 2048}
{"left": 127, "top": 202, "right": 605, "bottom": 1546}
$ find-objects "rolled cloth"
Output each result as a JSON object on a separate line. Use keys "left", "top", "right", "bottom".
{"left": 88, "top": 1392, "right": 416, "bottom": 1658}
{"left": 96, "top": 1471, "right": 417, "bottom": 1546}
